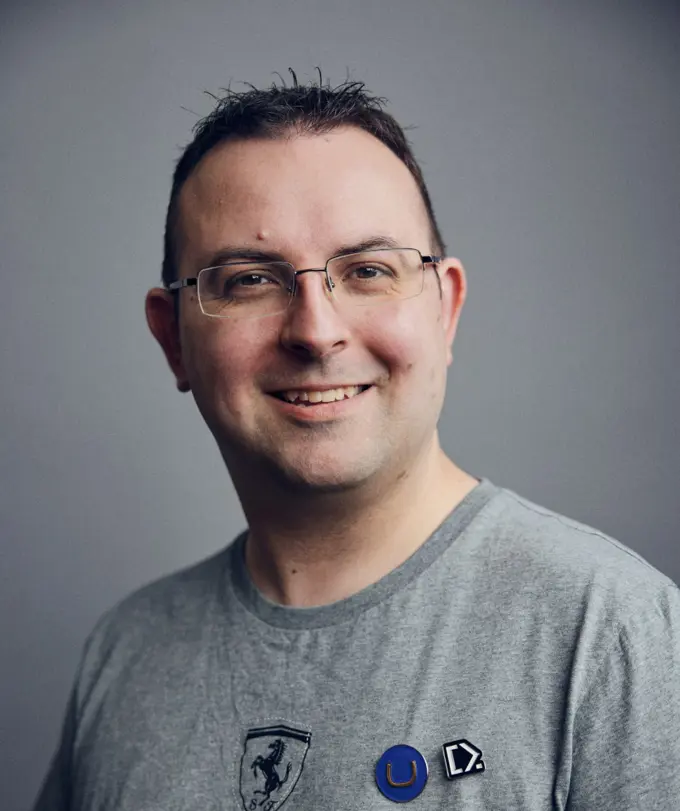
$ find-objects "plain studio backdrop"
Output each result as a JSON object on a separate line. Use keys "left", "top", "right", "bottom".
{"left": 1, "top": 0, "right": 679, "bottom": 807}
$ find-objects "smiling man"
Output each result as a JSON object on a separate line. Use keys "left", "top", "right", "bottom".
{"left": 33, "top": 76, "right": 679, "bottom": 810}
{"left": 156, "top": 118, "right": 477, "bottom": 609}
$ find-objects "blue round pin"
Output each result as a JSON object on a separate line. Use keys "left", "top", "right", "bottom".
{"left": 375, "top": 744, "right": 428, "bottom": 802}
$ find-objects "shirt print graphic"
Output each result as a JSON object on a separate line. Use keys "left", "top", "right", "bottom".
{"left": 239, "top": 724, "right": 312, "bottom": 810}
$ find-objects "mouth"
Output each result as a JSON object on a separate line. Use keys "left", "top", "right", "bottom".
{"left": 269, "top": 384, "right": 373, "bottom": 407}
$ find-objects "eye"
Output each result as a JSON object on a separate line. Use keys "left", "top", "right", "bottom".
{"left": 231, "top": 273, "right": 276, "bottom": 288}
{"left": 219, "top": 268, "right": 285, "bottom": 297}
{"left": 350, "top": 264, "right": 391, "bottom": 279}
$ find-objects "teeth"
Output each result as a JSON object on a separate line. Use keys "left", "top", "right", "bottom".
{"left": 280, "top": 385, "right": 364, "bottom": 404}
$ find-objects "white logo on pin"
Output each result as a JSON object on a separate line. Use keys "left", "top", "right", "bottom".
{"left": 441, "top": 739, "right": 485, "bottom": 781}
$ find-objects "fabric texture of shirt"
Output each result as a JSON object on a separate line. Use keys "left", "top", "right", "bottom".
{"left": 32, "top": 478, "right": 680, "bottom": 809}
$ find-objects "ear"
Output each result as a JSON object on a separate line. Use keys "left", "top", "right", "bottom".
{"left": 436, "top": 258, "right": 468, "bottom": 367}
{"left": 145, "top": 288, "right": 191, "bottom": 392}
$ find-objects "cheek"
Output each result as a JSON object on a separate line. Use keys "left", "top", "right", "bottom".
{"left": 369, "top": 308, "right": 445, "bottom": 395}
{"left": 184, "top": 327, "right": 258, "bottom": 413}
{"left": 383, "top": 300, "right": 444, "bottom": 358}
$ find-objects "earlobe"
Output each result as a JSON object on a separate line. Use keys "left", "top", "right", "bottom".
{"left": 438, "top": 259, "right": 467, "bottom": 364}
{"left": 145, "top": 288, "right": 191, "bottom": 392}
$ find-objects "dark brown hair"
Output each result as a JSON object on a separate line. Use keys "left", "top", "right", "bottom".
{"left": 162, "top": 70, "right": 445, "bottom": 309}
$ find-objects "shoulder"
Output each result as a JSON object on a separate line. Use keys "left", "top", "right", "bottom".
{"left": 97, "top": 543, "right": 234, "bottom": 632}
{"left": 73, "top": 540, "right": 240, "bottom": 699}
{"left": 476, "top": 483, "right": 679, "bottom": 626}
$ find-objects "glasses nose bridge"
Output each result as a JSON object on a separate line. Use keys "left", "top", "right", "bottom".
{"left": 290, "top": 266, "right": 336, "bottom": 296}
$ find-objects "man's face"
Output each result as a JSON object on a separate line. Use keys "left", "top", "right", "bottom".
{"left": 157, "top": 127, "right": 465, "bottom": 494}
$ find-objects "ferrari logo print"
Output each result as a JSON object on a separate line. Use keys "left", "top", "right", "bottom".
{"left": 239, "top": 724, "right": 311, "bottom": 811}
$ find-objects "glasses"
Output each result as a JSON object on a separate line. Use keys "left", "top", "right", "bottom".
{"left": 167, "top": 248, "right": 441, "bottom": 321}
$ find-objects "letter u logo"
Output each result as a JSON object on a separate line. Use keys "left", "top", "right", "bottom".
{"left": 375, "top": 745, "right": 429, "bottom": 801}
{"left": 386, "top": 760, "right": 417, "bottom": 787}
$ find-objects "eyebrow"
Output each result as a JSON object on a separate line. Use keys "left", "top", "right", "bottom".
{"left": 199, "top": 235, "right": 403, "bottom": 269}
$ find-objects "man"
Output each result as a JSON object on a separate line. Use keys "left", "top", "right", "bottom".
{"left": 34, "top": 75, "right": 679, "bottom": 810}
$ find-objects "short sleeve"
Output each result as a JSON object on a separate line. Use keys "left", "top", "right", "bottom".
{"left": 567, "top": 579, "right": 680, "bottom": 809}
{"left": 31, "top": 685, "right": 77, "bottom": 811}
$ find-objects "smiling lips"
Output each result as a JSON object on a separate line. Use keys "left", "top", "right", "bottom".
{"left": 273, "top": 385, "right": 372, "bottom": 404}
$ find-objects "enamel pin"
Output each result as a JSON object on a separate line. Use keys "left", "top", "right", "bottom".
{"left": 441, "top": 738, "right": 485, "bottom": 780}
{"left": 375, "top": 744, "right": 428, "bottom": 802}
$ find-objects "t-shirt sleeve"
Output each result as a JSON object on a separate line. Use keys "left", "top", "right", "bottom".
{"left": 30, "top": 607, "right": 112, "bottom": 811}
{"left": 31, "top": 685, "right": 77, "bottom": 811}
{"left": 566, "top": 578, "right": 680, "bottom": 809}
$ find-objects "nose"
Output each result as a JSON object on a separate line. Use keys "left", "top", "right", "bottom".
{"left": 278, "top": 268, "right": 351, "bottom": 360}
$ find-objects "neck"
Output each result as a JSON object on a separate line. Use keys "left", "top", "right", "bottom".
{"left": 238, "top": 439, "right": 479, "bottom": 607}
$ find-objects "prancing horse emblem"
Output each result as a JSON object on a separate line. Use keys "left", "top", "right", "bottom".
{"left": 252, "top": 740, "right": 291, "bottom": 798}
{"left": 239, "top": 724, "right": 311, "bottom": 811}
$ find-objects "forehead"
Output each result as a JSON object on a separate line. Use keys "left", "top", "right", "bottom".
{"left": 175, "top": 127, "right": 431, "bottom": 269}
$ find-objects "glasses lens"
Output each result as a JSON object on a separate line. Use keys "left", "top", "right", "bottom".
{"left": 198, "top": 263, "right": 293, "bottom": 320}
{"left": 327, "top": 248, "right": 424, "bottom": 306}
{"left": 196, "top": 249, "right": 426, "bottom": 320}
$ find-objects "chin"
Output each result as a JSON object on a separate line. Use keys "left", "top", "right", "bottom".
{"left": 277, "top": 468, "right": 368, "bottom": 494}
{"left": 268, "top": 454, "right": 379, "bottom": 494}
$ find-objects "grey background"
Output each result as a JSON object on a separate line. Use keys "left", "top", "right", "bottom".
{"left": 1, "top": 0, "right": 679, "bottom": 807}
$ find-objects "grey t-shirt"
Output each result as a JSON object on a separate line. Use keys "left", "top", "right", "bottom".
{"left": 33, "top": 478, "right": 680, "bottom": 809}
